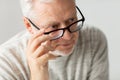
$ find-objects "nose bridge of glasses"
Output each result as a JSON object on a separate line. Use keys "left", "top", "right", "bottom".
{"left": 48, "top": 24, "right": 72, "bottom": 40}
{"left": 61, "top": 28, "right": 72, "bottom": 40}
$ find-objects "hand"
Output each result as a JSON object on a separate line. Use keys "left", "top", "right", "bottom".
{"left": 26, "top": 30, "right": 57, "bottom": 80}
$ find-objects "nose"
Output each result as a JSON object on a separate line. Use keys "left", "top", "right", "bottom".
{"left": 61, "top": 29, "right": 72, "bottom": 40}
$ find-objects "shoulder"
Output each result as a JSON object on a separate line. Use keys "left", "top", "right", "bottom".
{"left": 80, "top": 25, "right": 108, "bottom": 48}
{"left": 0, "top": 30, "right": 30, "bottom": 59}
{"left": 0, "top": 30, "right": 30, "bottom": 51}
{"left": 79, "top": 25, "right": 108, "bottom": 59}
{"left": 0, "top": 30, "right": 30, "bottom": 79}
{"left": 80, "top": 26, "right": 109, "bottom": 80}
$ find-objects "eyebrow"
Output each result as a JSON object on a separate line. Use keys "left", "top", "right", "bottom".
{"left": 28, "top": 9, "right": 76, "bottom": 30}
{"left": 44, "top": 18, "right": 74, "bottom": 28}
{"left": 65, "top": 12, "right": 77, "bottom": 21}
{"left": 41, "top": 21, "right": 60, "bottom": 29}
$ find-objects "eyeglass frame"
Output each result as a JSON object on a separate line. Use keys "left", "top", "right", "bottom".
{"left": 27, "top": 6, "right": 85, "bottom": 40}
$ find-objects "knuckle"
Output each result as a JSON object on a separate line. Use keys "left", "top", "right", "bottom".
{"left": 45, "top": 54, "right": 50, "bottom": 59}
{"left": 34, "top": 39, "right": 40, "bottom": 44}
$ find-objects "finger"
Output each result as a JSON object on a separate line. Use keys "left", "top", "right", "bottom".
{"left": 38, "top": 53, "right": 57, "bottom": 65}
{"left": 32, "top": 44, "right": 48, "bottom": 58}
{"left": 28, "top": 29, "right": 44, "bottom": 45}
{"left": 33, "top": 41, "right": 55, "bottom": 58}
{"left": 41, "top": 41, "right": 56, "bottom": 51}
{"left": 30, "top": 35, "right": 51, "bottom": 52}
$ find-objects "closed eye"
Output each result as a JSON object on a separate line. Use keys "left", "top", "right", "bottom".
{"left": 45, "top": 24, "right": 59, "bottom": 32}
{"left": 69, "top": 18, "right": 75, "bottom": 23}
{"left": 51, "top": 25, "right": 59, "bottom": 29}
{"left": 65, "top": 18, "right": 75, "bottom": 26}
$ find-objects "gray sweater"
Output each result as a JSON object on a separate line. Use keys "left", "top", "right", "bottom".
{"left": 0, "top": 26, "right": 109, "bottom": 80}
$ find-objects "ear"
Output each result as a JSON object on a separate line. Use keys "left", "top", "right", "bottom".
{"left": 23, "top": 17, "right": 34, "bottom": 34}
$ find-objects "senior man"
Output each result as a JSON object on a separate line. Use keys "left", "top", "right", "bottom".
{"left": 0, "top": 0, "right": 109, "bottom": 80}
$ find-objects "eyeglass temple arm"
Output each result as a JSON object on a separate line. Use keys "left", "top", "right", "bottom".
{"left": 26, "top": 17, "right": 40, "bottom": 30}
{"left": 76, "top": 6, "right": 85, "bottom": 21}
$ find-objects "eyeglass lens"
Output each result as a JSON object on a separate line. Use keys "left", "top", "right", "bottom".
{"left": 46, "top": 20, "right": 83, "bottom": 40}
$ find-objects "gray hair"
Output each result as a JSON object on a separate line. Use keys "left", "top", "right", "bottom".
{"left": 20, "top": 0, "right": 33, "bottom": 17}
{"left": 20, "top": 0, "right": 75, "bottom": 18}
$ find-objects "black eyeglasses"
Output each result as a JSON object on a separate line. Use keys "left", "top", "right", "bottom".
{"left": 27, "top": 6, "right": 85, "bottom": 40}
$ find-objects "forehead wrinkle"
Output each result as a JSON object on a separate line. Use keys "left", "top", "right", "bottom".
{"left": 46, "top": 5, "right": 76, "bottom": 22}
{"left": 30, "top": 3, "right": 56, "bottom": 27}
{"left": 31, "top": 0, "right": 76, "bottom": 28}
{"left": 32, "top": 0, "right": 75, "bottom": 17}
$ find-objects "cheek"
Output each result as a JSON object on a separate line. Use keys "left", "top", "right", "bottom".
{"left": 73, "top": 32, "right": 79, "bottom": 40}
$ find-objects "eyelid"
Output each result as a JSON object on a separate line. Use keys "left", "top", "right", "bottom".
{"left": 66, "top": 17, "right": 75, "bottom": 24}
{"left": 69, "top": 18, "right": 75, "bottom": 22}
{"left": 52, "top": 24, "right": 59, "bottom": 28}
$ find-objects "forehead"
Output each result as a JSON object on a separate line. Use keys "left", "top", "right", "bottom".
{"left": 32, "top": 0, "right": 76, "bottom": 26}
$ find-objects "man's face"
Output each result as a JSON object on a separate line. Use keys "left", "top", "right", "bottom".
{"left": 29, "top": 0, "right": 79, "bottom": 56}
